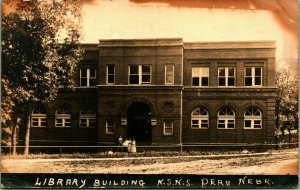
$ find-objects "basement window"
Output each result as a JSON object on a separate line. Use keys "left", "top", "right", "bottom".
{"left": 163, "top": 121, "right": 173, "bottom": 135}
{"left": 106, "top": 119, "right": 115, "bottom": 134}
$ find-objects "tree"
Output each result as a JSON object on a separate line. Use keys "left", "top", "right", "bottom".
{"left": 1, "top": 0, "right": 83, "bottom": 155}
{"left": 275, "top": 68, "right": 298, "bottom": 139}
{"left": 1, "top": 78, "right": 15, "bottom": 155}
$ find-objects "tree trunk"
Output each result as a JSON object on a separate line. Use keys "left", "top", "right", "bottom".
{"left": 281, "top": 128, "right": 285, "bottom": 137}
{"left": 288, "top": 129, "right": 292, "bottom": 149}
{"left": 24, "top": 113, "right": 31, "bottom": 155}
{"left": 12, "top": 125, "right": 18, "bottom": 156}
{"left": 11, "top": 116, "right": 20, "bottom": 156}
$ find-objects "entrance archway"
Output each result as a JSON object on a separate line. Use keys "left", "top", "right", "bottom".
{"left": 127, "top": 102, "right": 152, "bottom": 143}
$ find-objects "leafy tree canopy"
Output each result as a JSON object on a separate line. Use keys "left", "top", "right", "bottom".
{"left": 1, "top": 0, "right": 83, "bottom": 154}
{"left": 275, "top": 68, "right": 298, "bottom": 134}
{"left": 2, "top": 0, "right": 82, "bottom": 106}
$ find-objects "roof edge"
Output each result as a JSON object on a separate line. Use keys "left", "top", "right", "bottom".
{"left": 184, "top": 41, "right": 276, "bottom": 49}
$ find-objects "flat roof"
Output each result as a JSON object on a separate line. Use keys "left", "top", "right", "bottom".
{"left": 184, "top": 41, "right": 276, "bottom": 49}
{"left": 81, "top": 39, "right": 276, "bottom": 49}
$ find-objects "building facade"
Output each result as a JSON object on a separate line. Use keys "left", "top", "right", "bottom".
{"left": 28, "top": 38, "right": 277, "bottom": 147}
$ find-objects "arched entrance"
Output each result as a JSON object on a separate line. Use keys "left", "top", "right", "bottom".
{"left": 127, "top": 102, "right": 152, "bottom": 143}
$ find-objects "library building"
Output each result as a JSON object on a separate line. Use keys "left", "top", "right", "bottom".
{"left": 27, "top": 38, "right": 277, "bottom": 149}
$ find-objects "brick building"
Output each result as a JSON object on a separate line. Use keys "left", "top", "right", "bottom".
{"left": 28, "top": 38, "right": 277, "bottom": 148}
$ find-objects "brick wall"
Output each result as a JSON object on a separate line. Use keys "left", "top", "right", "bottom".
{"left": 28, "top": 39, "right": 277, "bottom": 147}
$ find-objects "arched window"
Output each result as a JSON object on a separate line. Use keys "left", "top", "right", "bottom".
{"left": 31, "top": 106, "right": 47, "bottom": 127}
{"left": 244, "top": 107, "right": 262, "bottom": 129}
{"left": 55, "top": 106, "right": 71, "bottom": 127}
{"left": 218, "top": 107, "right": 235, "bottom": 129}
{"left": 80, "top": 109, "right": 96, "bottom": 128}
{"left": 191, "top": 107, "right": 209, "bottom": 129}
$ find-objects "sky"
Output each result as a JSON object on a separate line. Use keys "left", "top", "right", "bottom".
{"left": 81, "top": 0, "right": 298, "bottom": 69}
{"left": 2, "top": 0, "right": 298, "bottom": 69}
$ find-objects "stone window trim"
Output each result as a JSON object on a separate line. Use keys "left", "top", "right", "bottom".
{"left": 190, "top": 61, "right": 210, "bottom": 67}
{"left": 244, "top": 107, "right": 262, "bottom": 129}
{"left": 31, "top": 106, "right": 47, "bottom": 127}
{"left": 217, "top": 107, "right": 235, "bottom": 129}
{"left": 192, "top": 67, "right": 209, "bottom": 87}
{"left": 106, "top": 64, "right": 115, "bottom": 84}
{"left": 79, "top": 110, "right": 96, "bottom": 128}
{"left": 163, "top": 120, "right": 174, "bottom": 135}
{"left": 217, "top": 62, "right": 237, "bottom": 67}
{"left": 191, "top": 107, "right": 209, "bottom": 129}
{"left": 218, "top": 67, "right": 236, "bottom": 87}
{"left": 55, "top": 107, "right": 71, "bottom": 127}
{"left": 128, "top": 65, "right": 151, "bottom": 85}
{"left": 106, "top": 119, "right": 115, "bottom": 134}
{"left": 165, "top": 64, "right": 174, "bottom": 85}
{"left": 244, "top": 67, "right": 262, "bottom": 87}
{"left": 80, "top": 68, "right": 96, "bottom": 87}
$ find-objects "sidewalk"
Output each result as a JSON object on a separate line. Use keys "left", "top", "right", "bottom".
{"left": 2, "top": 150, "right": 298, "bottom": 164}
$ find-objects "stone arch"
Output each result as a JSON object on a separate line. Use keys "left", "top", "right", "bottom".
{"left": 30, "top": 104, "right": 48, "bottom": 114}
{"left": 242, "top": 102, "right": 265, "bottom": 116}
{"left": 190, "top": 103, "right": 212, "bottom": 116}
{"left": 121, "top": 97, "right": 157, "bottom": 118}
{"left": 216, "top": 101, "right": 237, "bottom": 113}
{"left": 54, "top": 102, "right": 72, "bottom": 110}
{"left": 50, "top": 101, "right": 74, "bottom": 115}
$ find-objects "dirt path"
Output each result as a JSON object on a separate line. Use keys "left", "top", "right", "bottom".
{"left": 2, "top": 150, "right": 298, "bottom": 174}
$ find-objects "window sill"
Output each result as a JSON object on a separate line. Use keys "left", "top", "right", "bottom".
{"left": 244, "top": 85, "right": 263, "bottom": 87}
{"left": 191, "top": 86, "right": 209, "bottom": 88}
{"left": 217, "top": 86, "right": 237, "bottom": 88}
{"left": 128, "top": 84, "right": 152, "bottom": 86}
{"left": 191, "top": 128, "right": 209, "bottom": 130}
{"left": 244, "top": 128, "right": 262, "bottom": 130}
{"left": 217, "top": 128, "right": 235, "bottom": 130}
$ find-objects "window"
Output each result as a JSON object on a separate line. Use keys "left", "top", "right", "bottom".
{"left": 192, "top": 67, "right": 209, "bottom": 86}
{"left": 55, "top": 106, "right": 71, "bottom": 127}
{"left": 80, "top": 68, "right": 96, "bottom": 86}
{"left": 218, "top": 67, "right": 235, "bottom": 86}
{"left": 80, "top": 109, "right": 96, "bottom": 128}
{"left": 245, "top": 67, "right": 262, "bottom": 86}
{"left": 218, "top": 107, "right": 235, "bottom": 129}
{"left": 163, "top": 121, "right": 173, "bottom": 135}
{"left": 165, "top": 65, "right": 174, "bottom": 84}
{"left": 106, "top": 65, "right": 115, "bottom": 84}
{"left": 244, "top": 107, "right": 262, "bottom": 129}
{"left": 31, "top": 106, "right": 47, "bottom": 127}
{"left": 191, "top": 107, "right": 209, "bottom": 129}
{"left": 129, "top": 65, "right": 151, "bottom": 84}
{"left": 106, "top": 119, "right": 115, "bottom": 134}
